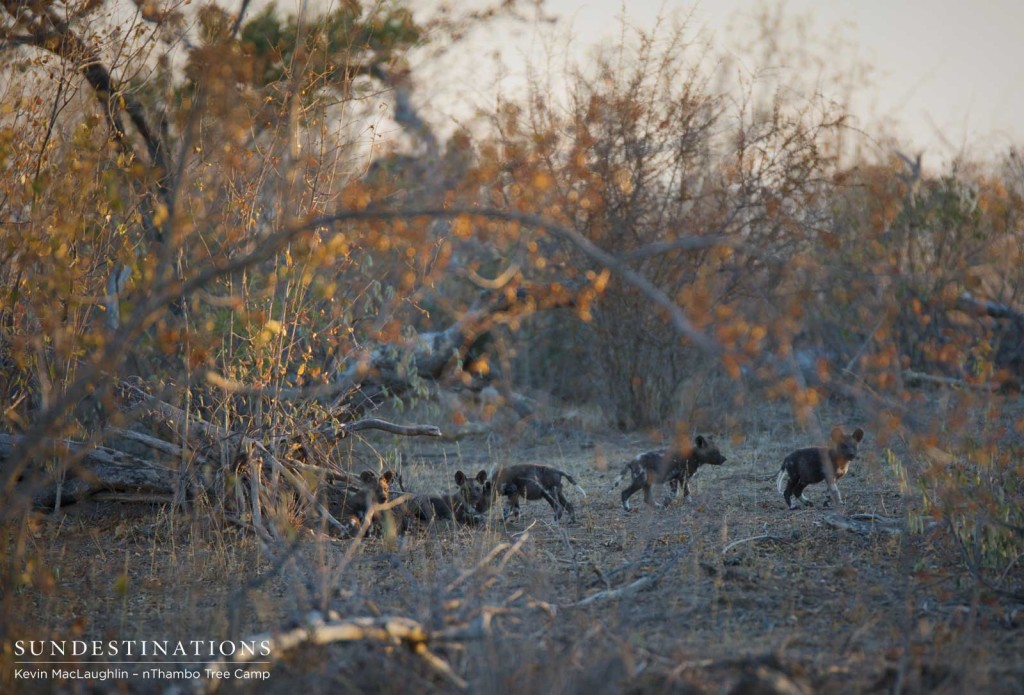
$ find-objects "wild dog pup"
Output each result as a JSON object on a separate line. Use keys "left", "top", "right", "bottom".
{"left": 491, "top": 464, "right": 587, "bottom": 522}
{"left": 326, "top": 470, "right": 395, "bottom": 536}
{"left": 615, "top": 436, "right": 726, "bottom": 511}
{"left": 776, "top": 427, "right": 864, "bottom": 510}
{"left": 407, "top": 470, "right": 490, "bottom": 525}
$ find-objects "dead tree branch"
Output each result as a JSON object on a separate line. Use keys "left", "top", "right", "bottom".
{"left": 197, "top": 611, "right": 487, "bottom": 693}
{"left": 818, "top": 513, "right": 941, "bottom": 535}
{"left": 722, "top": 534, "right": 792, "bottom": 554}
{"left": 0, "top": 433, "right": 178, "bottom": 507}
{"left": 902, "top": 370, "right": 999, "bottom": 392}
{"left": 569, "top": 549, "right": 686, "bottom": 608}
{"left": 316, "top": 419, "right": 442, "bottom": 439}
{"left": 955, "top": 292, "right": 1024, "bottom": 325}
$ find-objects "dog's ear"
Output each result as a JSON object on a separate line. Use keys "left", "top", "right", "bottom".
{"left": 455, "top": 470, "right": 467, "bottom": 486}
{"left": 830, "top": 426, "right": 844, "bottom": 443}
{"left": 381, "top": 470, "right": 395, "bottom": 484}
{"left": 360, "top": 470, "right": 378, "bottom": 484}
{"left": 852, "top": 428, "right": 864, "bottom": 442}
{"left": 695, "top": 435, "right": 708, "bottom": 448}
{"left": 476, "top": 469, "right": 488, "bottom": 483}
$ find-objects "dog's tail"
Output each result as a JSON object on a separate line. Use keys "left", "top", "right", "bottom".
{"left": 611, "top": 464, "right": 630, "bottom": 489}
{"left": 562, "top": 472, "right": 587, "bottom": 497}
{"left": 775, "top": 466, "right": 789, "bottom": 495}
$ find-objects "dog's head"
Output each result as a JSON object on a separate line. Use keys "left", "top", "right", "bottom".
{"left": 693, "top": 435, "right": 727, "bottom": 466}
{"left": 359, "top": 469, "right": 395, "bottom": 504}
{"left": 830, "top": 427, "right": 864, "bottom": 461}
{"left": 454, "top": 470, "right": 489, "bottom": 512}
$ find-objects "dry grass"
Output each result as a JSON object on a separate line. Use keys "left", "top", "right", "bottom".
{"left": 6, "top": 401, "right": 1024, "bottom": 694}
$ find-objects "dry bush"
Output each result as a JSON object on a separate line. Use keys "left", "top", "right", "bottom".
{"left": 474, "top": 13, "right": 854, "bottom": 430}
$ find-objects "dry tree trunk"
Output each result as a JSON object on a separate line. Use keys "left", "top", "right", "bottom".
{"left": 0, "top": 433, "right": 178, "bottom": 507}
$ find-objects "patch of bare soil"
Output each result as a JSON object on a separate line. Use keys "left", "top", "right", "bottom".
{"left": 6, "top": 405, "right": 1024, "bottom": 694}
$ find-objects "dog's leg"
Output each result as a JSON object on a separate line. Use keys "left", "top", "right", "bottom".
{"left": 827, "top": 482, "right": 842, "bottom": 507}
{"left": 662, "top": 479, "right": 680, "bottom": 506}
{"left": 620, "top": 480, "right": 643, "bottom": 512}
{"left": 503, "top": 488, "right": 523, "bottom": 521}
{"left": 785, "top": 480, "right": 804, "bottom": 510}
{"left": 538, "top": 486, "right": 564, "bottom": 521}
{"left": 642, "top": 471, "right": 657, "bottom": 507}
{"left": 793, "top": 483, "right": 813, "bottom": 507}
{"left": 557, "top": 489, "right": 576, "bottom": 523}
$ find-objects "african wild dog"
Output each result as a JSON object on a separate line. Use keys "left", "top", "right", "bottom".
{"left": 326, "top": 470, "right": 395, "bottom": 536}
{"left": 615, "top": 436, "right": 726, "bottom": 511}
{"left": 776, "top": 427, "right": 864, "bottom": 510}
{"left": 405, "top": 470, "right": 490, "bottom": 525}
{"left": 490, "top": 464, "right": 587, "bottom": 522}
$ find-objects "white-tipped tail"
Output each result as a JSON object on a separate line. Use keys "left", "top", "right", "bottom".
{"left": 776, "top": 468, "right": 788, "bottom": 495}
{"left": 574, "top": 483, "right": 588, "bottom": 498}
{"left": 612, "top": 465, "right": 629, "bottom": 488}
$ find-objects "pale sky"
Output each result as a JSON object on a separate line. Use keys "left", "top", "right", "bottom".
{"left": 413, "top": 0, "right": 1024, "bottom": 164}
{"left": 248, "top": 1, "right": 1024, "bottom": 164}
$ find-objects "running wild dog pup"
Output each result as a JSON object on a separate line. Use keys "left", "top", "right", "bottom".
{"left": 776, "top": 427, "right": 864, "bottom": 510}
{"left": 615, "top": 436, "right": 727, "bottom": 511}
{"left": 491, "top": 464, "right": 587, "bottom": 522}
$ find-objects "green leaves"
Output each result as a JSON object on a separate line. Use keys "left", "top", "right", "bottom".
{"left": 238, "top": 1, "right": 421, "bottom": 93}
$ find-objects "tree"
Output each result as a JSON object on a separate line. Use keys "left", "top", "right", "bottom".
{"left": 0, "top": 1, "right": 588, "bottom": 541}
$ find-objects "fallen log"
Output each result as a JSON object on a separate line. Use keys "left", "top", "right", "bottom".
{"left": 0, "top": 433, "right": 178, "bottom": 507}
{"left": 818, "top": 512, "right": 941, "bottom": 535}
{"left": 195, "top": 611, "right": 477, "bottom": 693}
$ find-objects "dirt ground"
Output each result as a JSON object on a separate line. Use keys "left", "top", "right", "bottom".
{"left": 7, "top": 402, "right": 1024, "bottom": 694}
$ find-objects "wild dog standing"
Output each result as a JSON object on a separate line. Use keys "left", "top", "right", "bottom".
{"left": 406, "top": 470, "right": 490, "bottom": 525}
{"left": 615, "top": 436, "right": 726, "bottom": 511}
{"left": 776, "top": 427, "right": 864, "bottom": 510}
{"left": 490, "top": 464, "right": 587, "bottom": 522}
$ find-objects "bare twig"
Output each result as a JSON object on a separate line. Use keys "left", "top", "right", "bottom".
{"left": 819, "top": 512, "right": 939, "bottom": 535}
{"left": 955, "top": 291, "right": 1024, "bottom": 324}
{"left": 568, "top": 549, "right": 685, "bottom": 607}
{"left": 316, "top": 419, "right": 442, "bottom": 440}
{"left": 465, "top": 262, "right": 521, "bottom": 289}
{"left": 105, "top": 427, "right": 206, "bottom": 464}
{"left": 902, "top": 370, "right": 998, "bottom": 392}
{"left": 483, "top": 528, "right": 534, "bottom": 590}
{"left": 722, "top": 534, "right": 791, "bottom": 554}
{"left": 445, "top": 542, "right": 512, "bottom": 593}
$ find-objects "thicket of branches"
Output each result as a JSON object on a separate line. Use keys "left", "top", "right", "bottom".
{"left": 2, "top": 0, "right": 1023, "bottom": 683}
